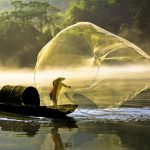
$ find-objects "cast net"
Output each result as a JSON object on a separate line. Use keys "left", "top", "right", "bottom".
{"left": 34, "top": 22, "right": 150, "bottom": 108}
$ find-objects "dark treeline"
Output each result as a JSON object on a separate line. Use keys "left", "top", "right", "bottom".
{"left": 0, "top": 0, "right": 149, "bottom": 67}
{"left": 0, "top": 0, "right": 62, "bottom": 67}
{"left": 64, "top": 0, "right": 150, "bottom": 54}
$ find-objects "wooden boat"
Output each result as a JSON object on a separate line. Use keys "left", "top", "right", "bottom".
{"left": 0, "top": 85, "right": 78, "bottom": 118}
{"left": 0, "top": 103, "right": 78, "bottom": 118}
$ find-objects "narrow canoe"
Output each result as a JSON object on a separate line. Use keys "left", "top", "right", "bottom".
{"left": 0, "top": 103, "right": 78, "bottom": 118}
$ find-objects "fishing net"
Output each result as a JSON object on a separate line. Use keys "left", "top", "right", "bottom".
{"left": 34, "top": 22, "right": 150, "bottom": 108}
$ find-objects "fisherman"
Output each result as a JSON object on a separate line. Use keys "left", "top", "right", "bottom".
{"left": 50, "top": 77, "right": 71, "bottom": 105}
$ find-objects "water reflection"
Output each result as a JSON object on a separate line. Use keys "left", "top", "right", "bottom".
{"left": 0, "top": 115, "right": 77, "bottom": 150}
{"left": 0, "top": 114, "right": 150, "bottom": 150}
{"left": 74, "top": 121, "right": 150, "bottom": 150}
{"left": 0, "top": 120, "right": 40, "bottom": 137}
{"left": 40, "top": 117, "right": 77, "bottom": 150}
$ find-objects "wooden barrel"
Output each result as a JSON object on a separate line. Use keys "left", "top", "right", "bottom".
{"left": 0, "top": 85, "right": 40, "bottom": 106}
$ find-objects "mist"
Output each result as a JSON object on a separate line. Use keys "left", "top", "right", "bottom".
{"left": 0, "top": 67, "right": 35, "bottom": 87}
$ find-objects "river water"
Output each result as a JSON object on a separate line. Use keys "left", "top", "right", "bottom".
{"left": 0, "top": 70, "right": 150, "bottom": 150}
{"left": 0, "top": 107, "right": 150, "bottom": 150}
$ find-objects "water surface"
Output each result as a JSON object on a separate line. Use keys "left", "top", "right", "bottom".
{"left": 0, "top": 107, "right": 150, "bottom": 150}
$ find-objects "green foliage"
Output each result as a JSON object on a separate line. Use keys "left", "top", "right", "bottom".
{"left": 64, "top": 0, "right": 149, "bottom": 34}
{"left": 0, "top": 0, "right": 62, "bottom": 67}
{"left": 134, "top": 0, "right": 150, "bottom": 34}
{"left": 63, "top": 0, "right": 150, "bottom": 55}
{"left": 0, "top": 0, "right": 149, "bottom": 67}
{"left": 106, "top": 0, "right": 118, "bottom": 5}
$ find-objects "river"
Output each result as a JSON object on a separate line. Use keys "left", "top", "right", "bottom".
{"left": 0, "top": 69, "right": 150, "bottom": 150}
{"left": 0, "top": 107, "right": 150, "bottom": 150}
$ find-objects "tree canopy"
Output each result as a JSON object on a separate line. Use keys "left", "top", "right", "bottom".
{"left": 0, "top": 0, "right": 61, "bottom": 67}
{"left": 0, "top": 0, "right": 149, "bottom": 67}
{"left": 64, "top": 0, "right": 150, "bottom": 34}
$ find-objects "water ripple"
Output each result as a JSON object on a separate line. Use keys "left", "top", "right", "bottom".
{"left": 69, "top": 107, "right": 150, "bottom": 122}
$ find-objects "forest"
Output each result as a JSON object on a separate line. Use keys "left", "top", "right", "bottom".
{"left": 0, "top": 0, "right": 149, "bottom": 67}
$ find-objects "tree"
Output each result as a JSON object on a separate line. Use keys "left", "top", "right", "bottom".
{"left": 64, "top": 0, "right": 132, "bottom": 33}
{"left": 64, "top": 0, "right": 150, "bottom": 34}
{"left": 0, "top": 0, "right": 62, "bottom": 67}
{"left": 9, "top": 1, "right": 60, "bottom": 34}
{"left": 134, "top": 0, "right": 150, "bottom": 34}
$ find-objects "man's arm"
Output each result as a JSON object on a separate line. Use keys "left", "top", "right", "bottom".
{"left": 62, "top": 82, "right": 71, "bottom": 88}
